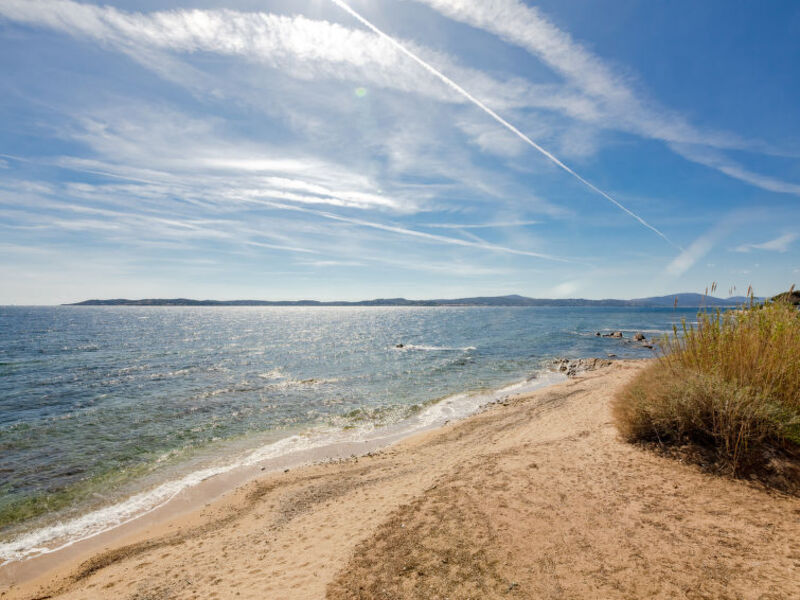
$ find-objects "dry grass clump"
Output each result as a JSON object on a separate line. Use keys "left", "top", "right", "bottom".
{"left": 614, "top": 291, "right": 800, "bottom": 479}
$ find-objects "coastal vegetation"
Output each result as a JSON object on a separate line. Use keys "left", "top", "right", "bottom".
{"left": 613, "top": 287, "right": 800, "bottom": 482}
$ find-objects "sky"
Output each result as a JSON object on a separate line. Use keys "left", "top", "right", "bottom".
{"left": 1, "top": 0, "right": 799, "bottom": 304}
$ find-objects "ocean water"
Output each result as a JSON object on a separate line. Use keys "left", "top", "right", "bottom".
{"left": 0, "top": 305, "right": 696, "bottom": 562}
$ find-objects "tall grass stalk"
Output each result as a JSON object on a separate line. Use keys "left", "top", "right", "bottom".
{"left": 614, "top": 293, "right": 800, "bottom": 476}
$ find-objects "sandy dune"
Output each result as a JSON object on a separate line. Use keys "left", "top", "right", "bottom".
{"left": 3, "top": 360, "right": 799, "bottom": 599}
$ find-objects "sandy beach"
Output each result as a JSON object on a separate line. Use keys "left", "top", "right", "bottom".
{"left": 2, "top": 359, "right": 799, "bottom": 599}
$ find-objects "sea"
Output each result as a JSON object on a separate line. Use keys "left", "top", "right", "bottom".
{"left": 0, "top": 305, "right": 697, "bottom": 563}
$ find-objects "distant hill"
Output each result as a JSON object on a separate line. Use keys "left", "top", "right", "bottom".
{"left": 67, "top": 293, "right": 750, "bottom": 308}
{"left": 771, "top": 290, "right": 800, "bottom": 305}
{"left": 627, "top": 293, "right": 758, "bottom": 307}
{"left": 726, "top": 295, "right": 768, "bottom": 304}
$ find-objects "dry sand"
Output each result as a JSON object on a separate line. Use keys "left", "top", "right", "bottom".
{"left": 2, "top": 360, "right": 799, "bottom": 599}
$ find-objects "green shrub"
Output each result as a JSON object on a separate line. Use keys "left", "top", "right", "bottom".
{"left": 614, "top": 294, "right": 800, "bottom": 475}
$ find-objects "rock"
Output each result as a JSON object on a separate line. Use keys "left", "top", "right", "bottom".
{"left": 595, "top": 332, "right": 601, "bottom": 336}
{"left": 601, "top": 331, "right": 623, "bottom": 338}
{"left": 643, "top": 344, "right": 654, "bottom": 349}
{"left": 607, "top": 353, "right": 617, "bottom": 358}
{"left": 395, "top": 343, "right": 404, "bottom": 348}
{"left": 548, "top": 357, "right": 613, "bottom": 378}
{"left": 633, "top": 332, "right": 646, "bottom": 341}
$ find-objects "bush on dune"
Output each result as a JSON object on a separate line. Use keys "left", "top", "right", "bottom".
{"left": 614, "top": 289, "right": 800, "bottom": 479}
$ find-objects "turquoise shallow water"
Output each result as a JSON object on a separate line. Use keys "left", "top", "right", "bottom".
{"left": 0, "top": 305, "right": 696, "bottom": 559}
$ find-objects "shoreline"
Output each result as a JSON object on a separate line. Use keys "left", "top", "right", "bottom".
{"left": 0, "top": 367, "right": 568, "bottom": 580}
{"left": 4, "top": 358, "right": 797, "bottom": 599}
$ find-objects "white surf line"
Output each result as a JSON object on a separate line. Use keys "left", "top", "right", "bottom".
{"left": 1, "top": 367, "right": 566, "bottom": 565}
{"left": 329, "top": 0, "right": 679, "bottom": 249}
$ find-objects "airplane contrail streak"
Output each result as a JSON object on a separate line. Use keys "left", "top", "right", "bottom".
{"left": 252, "top": 198, "right": 577, "bottom": 263}
{"left": 330, "top": 0, "right": 679, "bottom": 249}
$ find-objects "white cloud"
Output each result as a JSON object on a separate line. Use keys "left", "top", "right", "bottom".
{"left": 411, "top": 0, "right": 742, "bottom": 148}
{"left": 243, "top": 240, "right": 320, "bottom": 254}
{"left": 456, "top": 117, "right": 527, "bottom": 157}
{"left": 50, "top": 104, "right": 422, "bottom": 213}
{"left": 413, "top": 0, "right": 799, "bottom": 192}
{"left": 330, "top": 0, "right": 676, "bottom": 247}
{"left": 2, "top": 130, "right": 574, "bottom": 270}
{"left": 455, "top": 111, "right": 600, "bottom": 160}
{"left": 10, "top": 0, "right": 792, "bottom": 210}
{"left": 666, "top": 236, "right": 714, "bottom": 277}
{"left": 670, "top": 144, "right": 800, "bottom": 197}
{"left": 0, "top": 0, "right": 584, "bottom": 114}
{"left": 666, "top": 219, "right": 739, "bottom": 277}
{"left": 296, "top": 259, "right": 364, "bottom": 267}
{"left": 50, "top": 97, "right": 577, "bottom": 224}
{"left": 735, "top": 233, "right": 798, "bottom": 253}
{"left": 246, "top": 198, "right": 575, "bottom": 263}
{"left": 7, "top": 0, "right": 795, "bottom": 298}
{"left": 0, "top": 0, "right": 746, "bottom": 184}
{"left": 551, "top": 280, "right": 582, "bottom": 297}
{"left": 422, "top": 220, "right": 539, "bottom": 229}
{"left": 2, "top": 0, "right": 793, "bottom": 187}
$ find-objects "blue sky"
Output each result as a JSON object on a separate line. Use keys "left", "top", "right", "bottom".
{"left": 1, "top": 0, "right": 798, "bottom": 304}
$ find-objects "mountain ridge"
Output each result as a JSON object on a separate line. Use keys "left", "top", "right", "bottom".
{"left": 67, "top": 293, "right": 760, "bottom": 308}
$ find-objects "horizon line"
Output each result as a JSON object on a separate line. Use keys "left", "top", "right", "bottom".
{"left": 26, "top": 291, "right": 776, "bottom": 307}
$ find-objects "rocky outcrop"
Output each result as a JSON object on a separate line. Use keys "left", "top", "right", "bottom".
{"left": 771, "top": 289, "right": 800, "bottom": 306}
{"left": 633, "top": 332, "right": 646, "bottom": 341}
{"left": 602, "top": 331, "right": 623, "bottom": 338}
{"left": 549, "top": 357, "right": 614, "bottom": 378}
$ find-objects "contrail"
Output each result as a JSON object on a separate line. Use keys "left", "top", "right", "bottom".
{"left": 330, "top": 0, "right": 678, "bottom": 249}
{"left": 252, "top": 198, "right": 577, "bottom": 263}
{"left": 0, "top": 152, "right": 165, "bottom": 186}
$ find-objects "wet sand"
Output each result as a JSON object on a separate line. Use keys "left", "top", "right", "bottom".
{"left": 2, "top": 360, "right": 799, "bottom": 599}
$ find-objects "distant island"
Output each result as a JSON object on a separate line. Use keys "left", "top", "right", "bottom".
{"left": 67, "top": 293, "right": 765, "bottom": 308}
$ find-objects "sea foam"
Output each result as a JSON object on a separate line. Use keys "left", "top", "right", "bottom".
{"left": 0, "top": 369, "right": 565, "bottom": 565}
